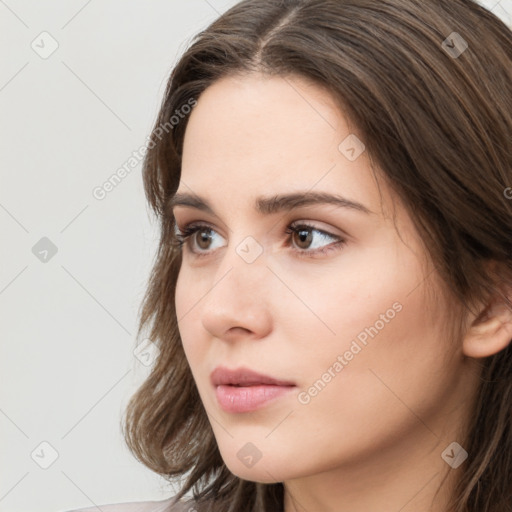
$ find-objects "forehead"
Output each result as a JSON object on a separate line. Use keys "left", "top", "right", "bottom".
{"left": 183, "top": 73, "right": 345, "bottom": 162}
{"left": 179, "top": 73, "right": 387, "bottom": 219}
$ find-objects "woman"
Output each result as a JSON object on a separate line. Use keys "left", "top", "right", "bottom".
{"left": 68, "top": 0, "right": 512, "bottom": 510}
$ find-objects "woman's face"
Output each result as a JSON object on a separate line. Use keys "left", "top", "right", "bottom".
{"left": 173, "top": 73, "right": 478, "bottom": 492}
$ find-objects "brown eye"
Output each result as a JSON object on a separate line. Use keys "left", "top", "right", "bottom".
{"left": 292, "top": 227, "right": 314, "bottom": 250}
{"left": 284, "top": 223, "right": 347, "bottom": 258}
{"left": 175, "top": 224, "right": 225, "bottom": 257}
{"left": 195, "top": 228, "right": 214, "bottom": 250}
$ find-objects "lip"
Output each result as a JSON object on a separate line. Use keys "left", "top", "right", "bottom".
{"left": 210, "top": 366, "right": 296, "bottom": 387}
{"left": 210, "top": 366, "right": 296, "bottom": 413}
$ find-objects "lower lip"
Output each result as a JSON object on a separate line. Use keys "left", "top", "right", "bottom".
{"left": 215, "top": 384, "right": 296, "bottom": 413}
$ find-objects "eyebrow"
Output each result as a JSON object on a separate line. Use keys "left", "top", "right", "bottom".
{"left": 168, "top": 191, "right": 374, "bottom": 216}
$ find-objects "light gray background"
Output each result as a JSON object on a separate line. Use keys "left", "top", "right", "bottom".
{"left": 1, "top": 1, "right": 511, "bottom": 511}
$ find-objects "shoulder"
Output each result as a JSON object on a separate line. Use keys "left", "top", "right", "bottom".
{"left": 64, "top": 496, "right": 200, "bottom": 512}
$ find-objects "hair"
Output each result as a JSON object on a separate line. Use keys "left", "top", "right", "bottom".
{"left": 121, "top": 1, "right": 512, "bottom": 511}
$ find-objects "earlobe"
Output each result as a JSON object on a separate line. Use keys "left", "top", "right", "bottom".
{"left": 462, "top": 299, "right": 512, "bottom": 359}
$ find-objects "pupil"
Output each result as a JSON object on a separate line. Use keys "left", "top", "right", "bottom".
{"left": 198, "top": 231, "right": 210, "bottom": 249}
{"left": 297, "top": 229, "right": 311, "bottom": 248}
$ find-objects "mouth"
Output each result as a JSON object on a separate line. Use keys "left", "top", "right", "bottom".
{"left": 210, "top": 366, "right": 297, "bottom": 413}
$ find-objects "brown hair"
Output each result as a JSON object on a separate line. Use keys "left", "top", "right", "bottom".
{"left": 121, "top": 1, "right": 512, "bottom": 510}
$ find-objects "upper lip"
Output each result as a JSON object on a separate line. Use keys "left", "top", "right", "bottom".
{"left": 210, "top": 366, "right": 296, "bottom": 387}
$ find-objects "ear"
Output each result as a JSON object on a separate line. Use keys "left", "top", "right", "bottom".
{"left": 462, "top": 289, "right": 512, "bottom": 359}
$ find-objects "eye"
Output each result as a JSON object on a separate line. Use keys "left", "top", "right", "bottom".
{"left": 174, "top": 223, "right": 225, "bottom": 255}
{"left": 284, "top": 223, "right": 346, "bottom": 257}
{"left": 174, "top": 221, "right": 346, "bottom": 259}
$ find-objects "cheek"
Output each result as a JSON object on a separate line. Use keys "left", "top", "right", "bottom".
{"left": 271, "top": 241, "right": 417, "bottom": 357}
{"left": 291, "top": 242, "right": 452, "bottom": 412}
{"left": 278, "top": 293, "right": 451, "bottom": 478}
{"left": 174, "top": 269, "right": 202, "bottom": 363}
{"left": 298, "top": 273, "right": 452, "bottom": 434}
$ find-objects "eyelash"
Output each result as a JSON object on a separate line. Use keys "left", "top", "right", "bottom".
{"left": 174, "top": 222, "right": 347, "bottom": 259}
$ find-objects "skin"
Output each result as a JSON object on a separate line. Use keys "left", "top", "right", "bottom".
{"left": 172, "top": 73, "right": 512, "bottom": 512}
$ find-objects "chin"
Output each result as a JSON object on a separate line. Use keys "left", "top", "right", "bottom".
{"left": 222, "top": 454, "right": 296, "bottom": 484}
{"left": 229, "top": 466, "right": 285, "bottom": 484}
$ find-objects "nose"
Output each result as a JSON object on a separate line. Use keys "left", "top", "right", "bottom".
{"left": 200, "top": 241, "right": 273, "bottom": 342}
